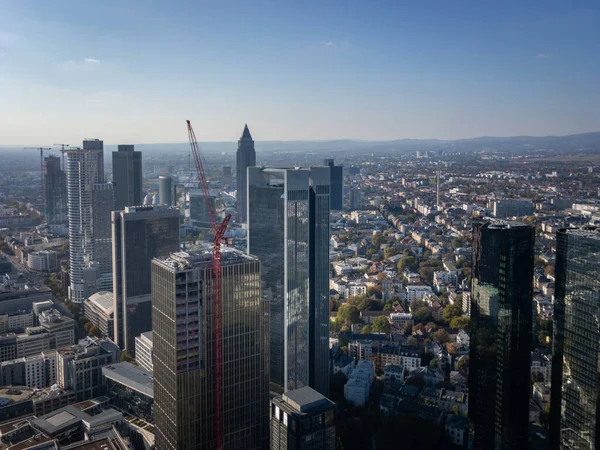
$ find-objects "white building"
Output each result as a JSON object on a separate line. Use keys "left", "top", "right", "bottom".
{"left": 348, "top": 340, "right": 372, "bottom": 361}
{"left": 344, "top": 378, "right": 369, "bottom": 406}
{"left": 134, "top": 331, "right": 153, "bottom": 373}
{"left": 27, "top": 251, "right": 58, "bottom": 272}
{"left": 383, "top": 364, "right": 404, "bottom": 384}
{"left": 389, "top": 313, "right": 413, "bottom": 332}
{"left": 531, "top": 352, "right": 552, "bottom": 382}
{"left": 406, "top": 283, "right": 433, "bottom": 302}
{"left": 347, "top": 283, "right": 367, "bottom": 297}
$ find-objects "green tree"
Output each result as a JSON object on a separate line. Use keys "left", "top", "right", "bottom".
{"left": 412, "top": 307, "right": 433, "bottom": 324}
{"left": 432, "top": 329, "right": 449, "bottom": 344}
{"left": 383, "top": 303, "right": 392, "bottom": 312}
{"left": 88, "top": 326, "right": 102, "bottom": 338}
{"left": 540, "top": 404, "right": 551, "bottom": 428}
{"left": 406, "top": 336, "right": 418, "bottom": 347}
{"left": 383, "top": 247, "right": 398, "bottom": 259}
{"left": 372, "top": 316, "right": 391, "bottom": 334}
{"left": 337, "top": 305, "right": 361, "bottom": 325}
{"left": 450, "top": 316, "right": 470, "bottom": 330}
{"left": 84, "top": 322, "right": 93, "bottom": 333}
{"left": 442, "top": 303, "right": 463, "bottom": 323}
{"left": 397, "top": 256, "right": 417, "bottom": 273}
{"left": 457, "top": 355, "right": 469, "bottom": 375}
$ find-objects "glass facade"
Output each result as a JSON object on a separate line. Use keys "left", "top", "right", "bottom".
{"left": 43, "top": 155, "right": 67, "bottom": 225}
{"left": 236, "top": 124, "right": 256, "bottom": 223}
{"left": 112, "top": 206, "right": 180, "bottom": 352}
{"left": 248, "top": 168, "right": 330, "bottom": 396}
{"left": 550, "top": 227, "right": 600, "bottom": 449}
{"left": 112, "top": 145, "right": 143, "bottom": 210}
{"left": 469, "top": 220, "right": 534, "bottom": 450}
{"left": 152, "top": 249, "right": 269, "bottom": 450}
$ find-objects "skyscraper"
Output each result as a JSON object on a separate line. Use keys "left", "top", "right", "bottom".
{"left": 112, "top": 205, "right": 179, "bottom": 353}
{"left": 158, "top": 175, "right": 173, "bottom": 206}
{"left": 323, "top": 158, "right": 344, "bottom": 210}
{"left": 247, "top": 167, "right": 330, "bottom": 396}
{"left": 235, "top": 124, "right": 256, "bottom": 223}
{"left": 64, "top": 139, "right": 108, "bottom": 302}
{"left": 550, "top": 226, "right": 600, "bottom": 449}
{"left": 112, "top": 144, "right": 142, "bottom": 210}
{"left": 469, "top": 220, "right": 534, "bottom": 450}
{"left": 152, "top": 247, "right": 269, "bottom": 450}
{"left": 43, "top": 155, "right": 67, "bottom": 225}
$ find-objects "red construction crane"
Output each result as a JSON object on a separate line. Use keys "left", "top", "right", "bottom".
{"left": 24, "top": 147, "right": 52, "bottom": 221}
{"left": 186, "top": 120, "right": 230, "bottom": 450}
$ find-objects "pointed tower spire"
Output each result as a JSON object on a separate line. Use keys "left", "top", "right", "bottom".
{"left": 241, "top": 124, "right": 253, "bottom": 140}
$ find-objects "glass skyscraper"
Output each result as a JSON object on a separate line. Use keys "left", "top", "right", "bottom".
{"left": 112, "top": 205, "right": 180, "bottom": 353}
{"left": 112, "top": 144, "right": 143, "bottom": 210}
{"left": 152, "top": 247, "right": 269, "bottom": 450}
{"left": 43, "top": 155, "right": 67, "bottom": 225}
{"left": 469, "top": 220, "right": 534, "bottom": 450}
{"left": 235, "top": 124, "right": 256, "bottom": 223}
{"left": 323, "top": 158, "right": 343, "bottom": 211}
{"left": 550, "top": 226, "right": 600, "bottom": 449}
{"left": 247, "top": 167, "right": 330, "bottom": 396}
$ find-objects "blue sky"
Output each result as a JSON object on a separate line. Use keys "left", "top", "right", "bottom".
{"left": 1, "top": 0, "right": 599, "bottom": 144}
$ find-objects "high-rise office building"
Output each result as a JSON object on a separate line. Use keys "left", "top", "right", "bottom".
{"left": 152, "top": 247, "right": 269, "bottom": 450}
{"left": 550, "top": 226, "right": 600, "bottom": 449}
{"left": 270, "top": 386, "right": 336, "bottom": 450}
{"left": 43, "top": 155, "right": 67, "bottom": 225}
{"left": 469, "top": 220, "right": 534, "bottom": 450}
{"left": 236, "top": 124, "right": 256, "bottom": 222}
{"left": 158, "top": 175, "right": 173, "bottom": 206}
{"left": 92, "top": 182, "right": 115, "bottom": 281}
{"left": 323, "top": 158, "right": 343, "bottom": 211}
{"left": 247, "top": 167, "right": 330, "bottom": 396}
{"left": 112, "top": 205, "right": 179, "bottom": 353}
{"left": 64, "top": 139, "right": 108, "bottom": 302}
{"left": 112, "top": 145, "right": 142, "bottom": 210}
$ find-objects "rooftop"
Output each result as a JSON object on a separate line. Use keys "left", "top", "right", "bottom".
{"left": 101, "top": 362, "right": 154, "bottom": 398}
{"left": 281, "top": 386, "right": 335, "bottom": 414}
{"left": 86, "top": 292, "right": 114, "bottom": 315}
{"left": 154, "top": 245, "right": 258, "bottom": 272}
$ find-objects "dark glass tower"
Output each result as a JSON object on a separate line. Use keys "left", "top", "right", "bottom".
{"left": 323, "top": 158, "right": 343, "bottom": 210}
{"left": 43, "top": 155, "right": 67, "bottom": 225}
{"left": 112, "top": 205, "right": 180, "bottom": 353}
{"left": 469, "top": 220, "right": 534, "bottom": 450}
{"left": 236, "top": 124, "right": 256, "bottom": 223}
{"left": 112, "top": 144, "right": 143, "bottom": 210}
{"left": 550, "top": 226, "right": 600, "bottom": 449}
{"left": 247, "top": 167, "right": 330, "bottom": 396}
{"left": 152, "top": 248, "right": 269, "bottom": 450}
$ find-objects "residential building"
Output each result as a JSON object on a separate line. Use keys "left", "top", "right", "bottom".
{"left": 373, "top": 344, "right": 420, "bottom": 371}
{"left": 27, "top": 250, "right": 58, "bottom": 272}
{"left": 64, "top": 140, "right": 107, "bottom": 302}
{"left": 531, "top": 351, "right": 551, "bottom": 382}
{"left": 134, "top": 331, "right": 153, "bottom": 373}
{"left": 112, "top": 205, "right": 179, "bottom": 353}
{"left": 83, "top": 291, "right": 115, "bottom": 338}
{"left": 550, "top": 226, "right": 600, "bottom": 449}
{"left": 0, "top": 352, "right": 57, "bottom": 388}
{"left": 323, "top": 158, "right": 343, "bottom": 210}
{"left": 344, "top": 378, "right": 369, "bottom": 406}
{"left": 271, "top": 386, "right": 336, "bottom": 450}
{"left": 43, "top": 155, "right": 67, "bottom": 225}
{"left": 151, "top": 248, "right": 269, "bottom": 450}
{"left": 406, "top": 283, "right": 433, "bottom": 302}
{"left": 445, "top": 414, "right": 468, "bottom": 448}
{"left": 469, "top": 220, "right": 534, "bottom": 450}
{"left": 112, "top": 144, "right": 142, "bottom": 210}
{"left": 348, "top": 340, "right": 372, "bottom": 361}
{"left": 236, "top": 124, "right": 256, "bottom": 222}
{"left": 389, "top": 312, "right": 413, "bottom": 332}
{"left": 247, "top": 167, "right": 330, "bottom": 395}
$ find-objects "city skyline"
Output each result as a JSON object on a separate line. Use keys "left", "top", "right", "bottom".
{"left": 2, "top": 1, "right": 600, "bottom": 144}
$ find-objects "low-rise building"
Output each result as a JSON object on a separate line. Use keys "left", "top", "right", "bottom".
{"left": 83, "top": 291, "right": 114, "bottom": 338}
{"left": 373, "top": 344, "right": 420, "bottom": 372}
{"left": 389, "top": 312, "right": 413, "bottom": 333}
{"left": 344, "top": 378, "right": 369, "bottom": 406}
{"left": 27, "top": 251, "right": 58, "bottom": 272}
{"left": 102, "top": 362, "right": 154, "bottom": 422}
{"left": 348, "top": 340, "right": 372, "bottom": 361}
{"left": 444, "top": 414, "right": 468, "bottom": 447}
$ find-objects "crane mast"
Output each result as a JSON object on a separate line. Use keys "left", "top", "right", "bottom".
{"left": 186, "top": 120, "right": 230, "bottom": 450}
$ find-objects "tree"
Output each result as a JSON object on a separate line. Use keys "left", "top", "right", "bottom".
{"left": 337, "top": 305, "right": 361, "bottom": 325}
{"left": 120, "top": 351, "right": 134, "bottom": 363}
{"left": 67, "top": 303, "right": 80, "bottom": 315}
{"left": 442, "top": 303, "right": 463, "bottom": 323}
{"left": 457, "top": 355, "right": 469, "bottom": 375}
{"left": 534, "top": 257, "right": 546, "bottom": 268}
{"left": 540, "top": 404, "right": 551, "bottom": 428}
{"left": 412, "top": 307, "right": 433, "bottom": 324}
{"left": 372, "top": 316, "right": 391, "bottom": 334}
{"left": 403, "top": 322, "right": 413, "bottom": 336}
{"left": 445, "top": 343, "right": 458, "bottom": 356}
{"left": 432, "top": 329, "right": 449, "bottom": 344}
{"left": 84, "top": 322, "right": 93, "bottom": 333}
{"left": 88, "top": 326, "right": 102, "bottom": 338}
{"left": 450, "top": 316, "right": 470, "bottom": 330}
{"left": 429, "top": 359, "right": 439, "bottom": 368}
{"left": 419, "top": 267, "right": 434, "bottom": 284}
{"left": 397, "top": 256, "right": 417, "bottom": 273}
{"left": 406, "top": 336, "right": 418, "bottom": 347}
{"left": 383, "top": 303, "right": 392, "bottom": 312}
{"left": 361, "top": 324, "right": 373, "bottom": 334}
{"left": 383, "top": 247, "right": 398, "bottom": 259}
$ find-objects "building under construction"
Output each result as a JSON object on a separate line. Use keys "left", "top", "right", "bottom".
{"left": 151, "top": 246, "right": 269, "bottom": 450}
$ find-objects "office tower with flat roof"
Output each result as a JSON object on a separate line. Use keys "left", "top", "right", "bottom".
{"left": 112, "top": 205, "right": 179, "bottom": 353}
{"left": 236, "top": 124, "right": 256, "bottom": 223}
{"left": 43, "top": 155, "right": 67, "bottom": 225}
{"left": 550, "top": 226, "right": 600, "bottom": 449}
{"left": 158, "top": 175, "right": 173, "bottom": 206}
{"left": 247, "top": 167, "right": 330, "bottom": 396}
{"left": 112, "top": 144, "right": 143, "bottom": 210}
{"left": 270, "top": 386, "right": 336, "bottom": 450}
{"left": 469, "top": 220, "right": 534, "bottom": 450}
{"left": 152, "top": 247, "right": 269, "bottom": 450}
{"left": 64, "top": 140, "right": 107, "bottom": 302}
{"left": 323, "top": 158, "right": 343, "bottom": 211}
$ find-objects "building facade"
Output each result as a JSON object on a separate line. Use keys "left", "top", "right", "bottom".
{"left": 112, "top": 205, "right": 179, "bottom": 353}
{"left": 152, "top": 248, "right": 269, "bottom": 450}
{"left": 134, "top": 331, "right": 153, "bottom": 373}
{"left": 158, "top": 175, "right": 173, "bottom": 206}
{"left": 83, "top": 291, "right": 115, "bottom": 338}
{"left": 550, "top": 226, "right": 600, "bottom": 449}
{"left": 43, "top": 155, "right": 67, "bottom": 225}
{"left": 270, "top": 387, "right": 336, "bottom": 450}
{"left": 469, "top": 220, "right": 534, "bottom": 450}
{"left": 112, "top": 145, "right": 142, "bottom": 210}
{"left": 235, "top": 124, "right": 256, "bottom": 222}
{"left": 247, "top": 167, "right": 330, "bottom": 395}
